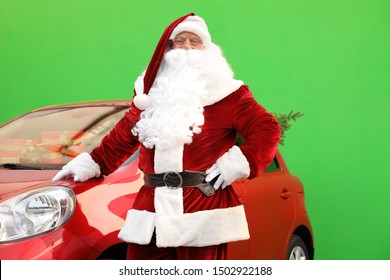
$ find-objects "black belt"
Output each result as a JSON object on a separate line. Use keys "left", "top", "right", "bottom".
{"left": 143, "top": 171, "right": 215, "bottom": 196}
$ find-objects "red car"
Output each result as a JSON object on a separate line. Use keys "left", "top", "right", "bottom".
{"left": 0, "top": 101, "right": 314, "bottom": 260}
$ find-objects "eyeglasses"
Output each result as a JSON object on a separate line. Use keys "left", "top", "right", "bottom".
{"left": 170, "top": 38, "right": 203, "bottom": 48}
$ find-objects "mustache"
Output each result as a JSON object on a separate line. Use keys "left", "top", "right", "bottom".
{"left": 164, "top": 49, "right": 205, "bottom": 69}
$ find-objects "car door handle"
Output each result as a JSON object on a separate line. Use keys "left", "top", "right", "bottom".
{"left": 280, "top": 189, "right": 291, "bottom": 199}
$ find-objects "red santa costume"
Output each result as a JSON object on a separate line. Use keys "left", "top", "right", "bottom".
{"left": 53, "top": 13, "right": 280, "bottom": 260}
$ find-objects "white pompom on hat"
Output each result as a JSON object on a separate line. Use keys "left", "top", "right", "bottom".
{"left": 133, "top": 93, "right": 151, "bottom": 111}
{"left": 169, "top": 15, "right": 211, "bottom": 47}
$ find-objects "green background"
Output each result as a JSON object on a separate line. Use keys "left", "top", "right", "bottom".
{"left": 1, "top": 0, "right": 389, "bottom": 259}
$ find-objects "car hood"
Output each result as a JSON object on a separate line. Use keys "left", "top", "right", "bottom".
{"left": 0, "top": 169, "right": 59, "bottom": 197}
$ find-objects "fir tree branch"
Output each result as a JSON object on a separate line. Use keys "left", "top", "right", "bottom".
{"left": 272, "top": 111, "right": 304, "bottom": 146}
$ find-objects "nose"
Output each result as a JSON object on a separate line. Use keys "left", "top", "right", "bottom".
{"left": 181, "top": 40, "right": 192, "bottom": 50}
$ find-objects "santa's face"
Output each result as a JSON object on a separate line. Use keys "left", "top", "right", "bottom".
{"left": 133, "top": 41, "right": 237, "bottom": 154}
{"left": 170, "top": 32, "right": 204, "bottom": 50}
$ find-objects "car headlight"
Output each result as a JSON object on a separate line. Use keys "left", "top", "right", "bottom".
{"left": 0, "top": 186, "right": 76, "bottom": 243}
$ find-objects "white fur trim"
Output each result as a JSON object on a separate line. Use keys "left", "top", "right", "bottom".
{"left": 203, "top": 79, "right": 243, "bottom": 106}
{"left": 154, "top": 187, "right": 183, "bottom": 216}
{"left": 134, "top": 72, "right": 144, "bottom": 95}
{"left": 155, "top": 205, "right": 250, "bottom": 247}
{"left": 118, "top": 190, "right": 250, "bottom": 247}
{"left": 118, "top": 209, "right": 156, "bottom": 244}
{"left": 154, "top": 146, "right": 184, "bottom": 173}
{"left": 133, "top": 69, "right": 243, "bottom": 109}
{"left": 133, "top": 73, "right": 152, "bottom": 110}
{"left": 217, "top": 146, "right": 250, "bottom": 185}
{"left": 170, "top": 16, "right": 211, "bottom": 47}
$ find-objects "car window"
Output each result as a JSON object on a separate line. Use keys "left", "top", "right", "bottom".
{"left": 263, "top": 157, "right": 280, "bottom": 172}
{"left": 0, "top": 106, "right": 128, "bottom": 169}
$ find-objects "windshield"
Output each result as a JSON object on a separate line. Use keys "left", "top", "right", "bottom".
{"left": 0, "top": 106, "right": 128, "bottom": 169}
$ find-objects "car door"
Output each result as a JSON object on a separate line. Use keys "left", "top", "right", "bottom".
{"left": 229, "top": 154, "right": 296, "bottom": 259}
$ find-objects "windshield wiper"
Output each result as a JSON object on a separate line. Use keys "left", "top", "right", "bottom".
{"left": 0, "top": 163, "right": 45, "bottom": 170}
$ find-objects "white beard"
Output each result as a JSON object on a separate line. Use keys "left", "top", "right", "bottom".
{"left": 134, "top": 49, "right": 207, "bottom": 151}
{"left": 132, "top": 45, "right": 243, "bottom": 173}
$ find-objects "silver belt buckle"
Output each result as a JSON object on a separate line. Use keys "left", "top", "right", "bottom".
{"left": 163, "top": 172, "right": 183, "bottom": 189}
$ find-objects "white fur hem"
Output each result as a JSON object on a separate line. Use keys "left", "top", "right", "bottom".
{"left": 118, "top": 205, "right": 250, "bottom": 247}
{"left": 118, "top": 209, "right": 155, "bottom": 244}
{"left": 155, "top": 205, "right": 249, "bottom": 247}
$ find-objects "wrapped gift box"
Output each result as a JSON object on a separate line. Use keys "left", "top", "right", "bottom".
{"left": 39, "top": 131, "right": 84, "bottom": 164}
{"left": 0, "top": 138, "right": 39, "bottom": 164}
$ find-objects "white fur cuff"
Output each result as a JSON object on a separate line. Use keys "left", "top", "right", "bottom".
{"left": 217, "top": 145, "right": 250, "bottom": 185}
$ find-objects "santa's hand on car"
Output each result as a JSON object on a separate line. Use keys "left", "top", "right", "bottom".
{"left": 205, "top": 145, "right": 250, "bottom": 190}
{"left": 52, "top": 152, "right": 101, "bottom": 182}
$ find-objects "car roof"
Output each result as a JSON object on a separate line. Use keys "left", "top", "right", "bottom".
{"left": 31, "top": 100, "right": 132, "bottom": 112}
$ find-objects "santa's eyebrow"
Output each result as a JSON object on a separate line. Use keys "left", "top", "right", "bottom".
{"left": 175, "top": 35, "right": 202, "bottom": 41}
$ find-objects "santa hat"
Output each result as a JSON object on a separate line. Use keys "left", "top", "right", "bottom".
{"left": 134, "top": 13, "right": 212, "bottom": 109}
{"left": 133, "top": 13, "right": 242, "bottom": 111}
{"left": 133, "top": 13, "right": 195, "bottom": 110}
{"left": 169, "top": 16, "right": 211, "bottom": 47}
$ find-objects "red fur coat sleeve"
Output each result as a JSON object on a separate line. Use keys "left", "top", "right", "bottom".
{"left": 232, "top": 86, "right": 281, "bottom": 178}
{"left": 90, "top": 104, "right": 141, "bottom": 175}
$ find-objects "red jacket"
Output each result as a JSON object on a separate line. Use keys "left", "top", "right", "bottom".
{"left": 90, "top": 85, "right": 280, "bottom": 247}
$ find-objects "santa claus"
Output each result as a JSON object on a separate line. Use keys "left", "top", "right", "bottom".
{"left": 53, "top": 13, "right": 281, "bottom": 260}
